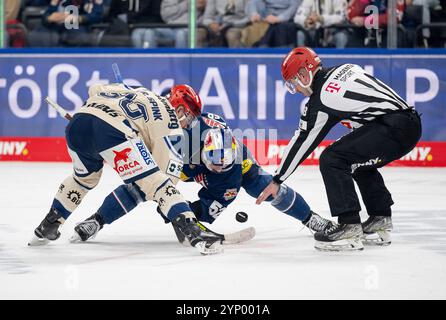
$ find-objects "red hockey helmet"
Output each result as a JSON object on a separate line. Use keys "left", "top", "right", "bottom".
{"left": 167, "top": 84, "right": 202, "bottom": 117}
{"left": 281, "top": 47, "right": 321, "bottom": 93}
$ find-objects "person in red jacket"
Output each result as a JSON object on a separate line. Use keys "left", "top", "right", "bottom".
{"left": 348, "top": 0, "right": 405, "bottom": 47}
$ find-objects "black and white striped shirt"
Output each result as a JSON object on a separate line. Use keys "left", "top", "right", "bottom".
{"left": 273, "top": 63, "right": 412, "bottom": 184}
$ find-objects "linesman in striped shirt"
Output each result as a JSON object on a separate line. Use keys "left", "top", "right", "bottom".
{"left": 257, "top": 47, "right": 422, "bottom": 251}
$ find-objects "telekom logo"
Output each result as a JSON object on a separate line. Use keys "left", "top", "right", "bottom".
{"left": 325, "top": 82, "right": 341, "bottom": 93}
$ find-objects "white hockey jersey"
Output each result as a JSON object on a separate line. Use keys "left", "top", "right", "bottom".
{"left": 77, "top": 83, "right": 184, "bottom": 183}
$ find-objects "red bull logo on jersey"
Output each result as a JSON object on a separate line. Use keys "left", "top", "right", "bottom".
{"left": 223, "top": 188, "right": 238, "bottom": 201}
{"left": 113, "top": 148, "right": 141, "bottom": 173}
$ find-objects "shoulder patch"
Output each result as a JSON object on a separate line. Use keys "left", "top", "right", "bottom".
{"left": 166, "top": 159, "right": 183, "bottom": 179}
{"left": 242, "top": 159, "right": 253, "bottom": 175}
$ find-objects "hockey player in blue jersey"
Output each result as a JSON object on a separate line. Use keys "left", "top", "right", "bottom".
{"left": 173, "top": 113, "right": 334, "bottom": 233}
{"left": 70, "top": 88, "right": 335, "bottom": 244}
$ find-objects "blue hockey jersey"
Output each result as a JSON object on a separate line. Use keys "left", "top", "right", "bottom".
{"left": 180, "top": 113, "right": 257, "bottom": 222}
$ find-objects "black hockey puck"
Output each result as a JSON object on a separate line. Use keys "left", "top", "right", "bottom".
{"left": 235, "top": 211, "right": 248, "bottom": 223}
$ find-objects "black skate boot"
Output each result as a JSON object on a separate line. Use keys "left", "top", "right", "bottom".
{"left": 314, "top": 223, "right": 364, "bottom": 251}
{"left": 362, "top": 216, "right": 392, "bottom": 246}
{"left": 28, "top": 208, "right": 65, "bottom": 246}
{"left": 172, "top": 212, "right": 223, "bottom": 255}
{"left": 70, "top": 213, "right": 104, "bottom": 243}
{"left": 172, "top": 220, "right": 224, "bottom": 247}
{"left": 302, "top": 211, "right": 336, "bottom": 233}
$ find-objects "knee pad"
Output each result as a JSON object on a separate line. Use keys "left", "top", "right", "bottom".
{"left": 73, "top": 170, "right": 102, "bottom": 189}
{"left": 270, "top": 184, "right": 310, "bottom": 221}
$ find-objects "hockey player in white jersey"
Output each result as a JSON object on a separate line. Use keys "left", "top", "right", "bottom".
{"left": 29, "top": 83, "right": 222, "bottom": 255}
{"left": 257, "top": 47, "right": 422, "bottom": 251}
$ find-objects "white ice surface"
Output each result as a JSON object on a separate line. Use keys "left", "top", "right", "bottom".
{"left": 0, "top": 162, "right": 445, "bottom": 299}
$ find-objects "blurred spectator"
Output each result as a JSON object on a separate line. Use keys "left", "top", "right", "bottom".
{"left": 294, "top": 0, "right": 348, "bottom": 48}
{"left": 130, "top": 0, "right": 205, "bottom": 48}
{"left": 6, "top": 0, "right": 21, "bottom": 21}
{"left": 244, "top": 0, "right": 300, "bottom": 47}
{"left": 348, "top": 0, "right": 405, "bottom": 47}
{"left": 6, "top": 0, "right": 25, "bottom": 47}
{"left": 102, "top": 0, "right": 162, "bottom": 47}
{"left": 199, "top": 0, "right": 250, "bottom": 48}
{"left": 27, "top": 0, "right": 104, "bottom": 47}
{"left": 25, "top": 0, "right": 51, "bottom": 5}
{"left": 410, "top": 0, "right": 441, "bottom": 40}
{"left": 108, "top": 0, "right": 162, "bottom": 24}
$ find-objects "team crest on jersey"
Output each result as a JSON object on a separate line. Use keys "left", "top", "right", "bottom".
{"left": 223, "top": 188, "right": 238, "bottom": 201}
{"left": 325, "top": 82, "right": 341, "bottom": 93}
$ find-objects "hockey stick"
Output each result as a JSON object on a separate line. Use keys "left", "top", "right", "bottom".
{"left": 45, "top": 97, "right": 73, "bottom": 121}
{"left": 112, "top": 62, "right": 123, "bottom": 83}
{"left": 196, "top": 221, "right": 256, "bottom": 245}
{"left": 112, "top": 62, "right": 133, "bottom": 90}
{"left": 222, "top": 226, "right": 256, "bottom": 245}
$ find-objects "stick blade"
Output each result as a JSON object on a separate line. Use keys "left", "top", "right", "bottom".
{"left": 222, "top": 227, "right": 256, "bottom": 245}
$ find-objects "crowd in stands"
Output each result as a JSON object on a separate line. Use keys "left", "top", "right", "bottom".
{"left": 4, "top": 0, "right": 446, "bottom": 48}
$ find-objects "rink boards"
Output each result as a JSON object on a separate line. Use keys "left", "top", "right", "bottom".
{"left": 0, "top": 49, "right": 445, "bottom": 166}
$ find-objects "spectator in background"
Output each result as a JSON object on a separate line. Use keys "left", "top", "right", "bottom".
{"left": 6, "top": 0, "right": 21, "bottom": 21}
{"left": 294, "top": 0, "right": 348, "bottom": 48}
{"left": 131, "top": 0, "right": 206, "bottom": 48}
{"left": 100, "top": 0, "right": 161, "bottom": 47}
{"left": 348, "top": 0, "right": 405, "bottom": 47}
{"left": 199, "top": 0, "right": 250, "bottom": 48}
{"left": 5, "top": 0, "right": 23, "bottom": 47}
{"left": 409, "top": 0, "right": 441, "bottom": 43}
{"left": 25, "top": 0, "right": 51, "bottom": 5}
{"left": 27, "top": 0, "right": 104, "bottom": 47}
{"left": 244, "top": 0, "right": 300, "bottom": 47}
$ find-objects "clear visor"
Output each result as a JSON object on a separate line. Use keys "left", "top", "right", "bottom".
{"left": 178, "top": 109, "right": 198, "bottom": 129}
{"left": 202, "top": 148, "right": 235, "bottom": 173}
{"left": 284, "top": 68, "right": 313, "bottom": 94}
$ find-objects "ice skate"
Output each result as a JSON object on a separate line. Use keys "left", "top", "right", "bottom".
{"left": 172, "top": 212, "right": 223, "bottom": 255}
{"left": 362, "top": 216, "right": 393, "bottom": 246}
{"left": 314, "top": 223, "right": 364, "bottom": 251}
{"left": 303, "top": 211, "right": 336, "bottom": 233}
{"left": 28, "top": 208, "right": 65, "bottom": 246}
{"left": 70, "top": 214, "right": 104, "bottom": 243}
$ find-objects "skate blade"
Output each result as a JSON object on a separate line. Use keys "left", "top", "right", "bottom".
{"left": 69, "top": 231, "right": 82, "bottom": 243}
{"left": 315, "top": 237, "right": 364, "bottom": 252}
{"left": 28, "top": 234, "right": 50, "bottom": 246}
{"left": 195, "top": 241, "right": 224, "bottom": 255}
{"left": 362, "top": 231, "right": 391, "bottom": 246}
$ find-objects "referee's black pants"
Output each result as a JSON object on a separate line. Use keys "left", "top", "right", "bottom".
{"left": 319, "top": 109, "right": 422, "bottom": 224}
